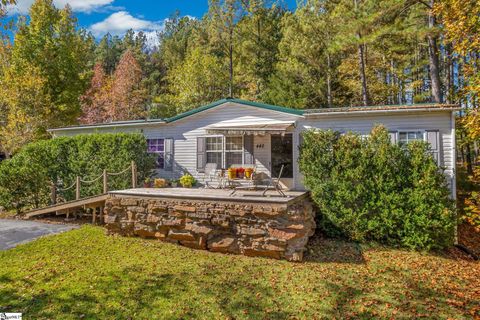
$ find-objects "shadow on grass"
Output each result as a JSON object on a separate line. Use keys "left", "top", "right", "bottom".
{"left": 0, "top": 266, "right": 177, "bottom": 318}
{"left": 304, "top": 233, "right": 366, "bottom": 264}
{"left": 0, "top": 261, "right": 291, "bottom": 319}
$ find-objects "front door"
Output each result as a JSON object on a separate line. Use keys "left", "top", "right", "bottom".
{"left": 270, "top": 134, "right": 293, "bottom": 179}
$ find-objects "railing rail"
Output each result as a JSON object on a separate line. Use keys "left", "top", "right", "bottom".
{"left": 51, "top": 161, "right": 137, "bottom": 205}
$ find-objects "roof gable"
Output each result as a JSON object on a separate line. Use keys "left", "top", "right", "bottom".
{"left": 164, "top": 98, "right": 304, "bottom": 123}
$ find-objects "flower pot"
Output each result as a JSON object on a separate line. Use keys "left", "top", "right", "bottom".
{"left": 245, "top": 168, "right": 253, "bottom": 179}
{"left": 228, "top": 168, "right": 236, "bottom": 180}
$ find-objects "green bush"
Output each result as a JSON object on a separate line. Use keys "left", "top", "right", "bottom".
{"left": 299, "top": 125, "right": 456, "bottom": 250}
{"left": 0, "top": 133, "right": 156, "bottom": 213}
{"left": 179, "top": 173, "right": 196, "bottom": 188}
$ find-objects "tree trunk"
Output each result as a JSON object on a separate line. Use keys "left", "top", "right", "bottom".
{"left": 427, "top": 0, "right": 442, "bottom": 103}
{"left": 228, "top": 28, "right": 234, "bottom": 98}
{"left": 466, "top": 142, "right": 474, "bottom": 175}
{"left": 326, "top": 53, "right": 332, "bottom": 108}
{"left": 445, "top": 44, "right": 453, "bottom": 103}
{"left": 358, "top": 41, "right": 369, "bottom": 106}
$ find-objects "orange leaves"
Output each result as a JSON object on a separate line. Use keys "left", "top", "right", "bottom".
{"left": 79, "top": 50, "right": 147, "bottom": 124}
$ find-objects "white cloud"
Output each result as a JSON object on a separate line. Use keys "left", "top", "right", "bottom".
{"left": 7, "top": 0, "right": 116, "bottom": 15}
{"left": 89, "top": 11, "right": 164, "bottom": 38}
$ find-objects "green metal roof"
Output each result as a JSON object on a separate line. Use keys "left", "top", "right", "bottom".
{"left": 164, "top": 98, "right": 304, "bottom": 123}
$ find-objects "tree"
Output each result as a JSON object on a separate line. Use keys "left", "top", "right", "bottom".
{"left": 7, "top": 0, "right": 92, "bottom": 130}
{"left": 160, "top": 47, "right": 228, "bottom": 114}
{"left": 107, "top": 50, "right": 147, "bottom": 121}
{"left": 206, "top": 0, "right": 245, "bottom": 97}
{"left": 0, "top": 64, "right": 50, "bottom": 156}
{"left": 264, "top": 0, "right": 339, "bottom": 108}
{"left": 95, "top": 33, "right": 124, "bottom": 75}
{"left": 236, "top": 1, "right": 284, "bottom": 100}
{"left": 79, "top": 62, "right": 110, "bottom": 124}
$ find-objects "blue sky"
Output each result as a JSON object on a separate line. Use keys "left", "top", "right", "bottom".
{"left": 7, "top": 0, "right": 298, "bottom": 42}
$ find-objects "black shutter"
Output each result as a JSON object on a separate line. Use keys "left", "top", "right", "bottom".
{"left": 426, "top": 130, "right": 441, "bottom": 165}
{"left": 244, "top": 135, "right": 254, "bottom": 165}
{"left": 164, "top": 138, "right": 174, "bottom": 171}
{"left": 196, "top": 137, "right": 206, "bottom": 172}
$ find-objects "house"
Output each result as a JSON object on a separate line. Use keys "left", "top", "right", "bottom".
{"left": 48, "top": 98, "right": 459, "bottom": 198}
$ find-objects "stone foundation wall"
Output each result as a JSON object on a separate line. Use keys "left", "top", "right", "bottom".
{"left": 103, "top": 195, "right": 316, "bottom": 261}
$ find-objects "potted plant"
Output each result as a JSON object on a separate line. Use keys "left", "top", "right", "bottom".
{"left": 170, "top": 179, "right": 179, "bottom": 188}
{"left": 237, "top": 167, "right": 245, "bottom": 179}
{"left": 245, "top": 167, "right": 253, "bottom": 179}
{"left": 228, "top": 167, "right": 236, "bottom": 180}
{"left": 154, "top": 178, "right": 166, "bottom": 188}
{"left": 180, "top": 174, "right": 196, "bottom": 188}
{"left": 143, "top": 178, "right": 152, "bottom": 188}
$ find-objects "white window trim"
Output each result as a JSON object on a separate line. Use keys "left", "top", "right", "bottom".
{"left": 147, "top": 138, "right": 166, "bottom": 169}
{"left": 205, "top": 135, "right": 245, "bottom": 168}
{"left": 395, "top": 129, "right": 427, "bottom": 144}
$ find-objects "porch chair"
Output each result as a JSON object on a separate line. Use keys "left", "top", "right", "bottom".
{"left": 204, "top": 163, "right": 220, "bottom": 189}
{"left": 261, "top": 164, "right": 286, "bottom": 197}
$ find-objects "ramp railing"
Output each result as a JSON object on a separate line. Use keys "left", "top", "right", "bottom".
{"left": 50, "top": 161, "right": 137, "bottom": 205}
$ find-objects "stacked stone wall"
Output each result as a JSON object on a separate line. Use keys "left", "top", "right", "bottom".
{"left": 104, "top": 196, "right": 316, "bottom": 261}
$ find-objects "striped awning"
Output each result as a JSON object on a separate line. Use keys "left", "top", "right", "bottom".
{"left": 205, "top": 121, "right": 295, "bottom": 135}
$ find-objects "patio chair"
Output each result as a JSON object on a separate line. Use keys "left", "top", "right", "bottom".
{"left": 262, "top": 164, "right": 286, "bottom": 197}
{"left": 204, "top": 163, "right": 220, "bottom": 188}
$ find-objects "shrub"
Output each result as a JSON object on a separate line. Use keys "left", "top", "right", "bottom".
{"left": 179, "top": 174, "right": 196, "bottom": 188}
{"left": 299, "top": 125, "right": 456, "bottom": 250}
{"left": 0, "top": 133, "right": 156, "bottom": 212}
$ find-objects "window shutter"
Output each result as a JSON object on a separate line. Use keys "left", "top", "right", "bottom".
{"left": 196, "top": 137, "right": 206, "bottom": 172}
{"left": 388, "top": 131, "right": 397, "bottom": 144}
{"left": 164, "top": 138, "right": 174, "bottom": 171}
{"left": 426, "top": 130, "right": 441, "bottom": 165}
{"left": 243, "top": 135, "right": 254, "bottom": 165}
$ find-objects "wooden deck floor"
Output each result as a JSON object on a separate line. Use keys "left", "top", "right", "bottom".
{"left": 110, "top": 188, "right": 309, "bottom": 204}
{"left": 25, "top": 188, "right": 309, "bottom": 219}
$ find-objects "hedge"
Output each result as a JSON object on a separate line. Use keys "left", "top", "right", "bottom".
{"left": 0, "top": 133, "right": 156, "bottom": 213}
{"left": 299, "top": 125, "right": 456, "bottom": 250}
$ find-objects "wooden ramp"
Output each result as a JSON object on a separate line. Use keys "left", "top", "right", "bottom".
{"left": 25, "top": 194, "right": 108, "bottom": 219}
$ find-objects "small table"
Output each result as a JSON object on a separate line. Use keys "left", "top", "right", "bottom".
{"left": 227, "top": 176, "right": 256, "bottom": 196}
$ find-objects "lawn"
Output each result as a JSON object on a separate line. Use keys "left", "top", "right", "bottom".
{"left": 0, "top": 225, "right": 479, "bottom": 319}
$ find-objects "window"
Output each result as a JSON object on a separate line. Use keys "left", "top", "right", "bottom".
{"left": 147, "top": 139, "right": 165, "bottom": 169}
{"left": 225, "top": 136, "right": 243, "bottom": 167}
{"left": 398, "top": 131, "right": 424, "bottom": 146}
{"left": 271, "top": 134, "right": 293, "bottom": 178}
{"left": 206, "top": 136, "right": 223, "bottom": 168}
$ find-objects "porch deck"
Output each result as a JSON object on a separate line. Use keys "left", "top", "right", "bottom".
{"left": 109, "top": 187, "right": 308, "bottom": 204}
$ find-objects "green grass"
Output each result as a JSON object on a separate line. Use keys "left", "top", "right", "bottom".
{"left": 1, "top": 226, "right": 479, "bottom": 319}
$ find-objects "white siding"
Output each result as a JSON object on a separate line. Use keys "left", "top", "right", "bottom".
{"left": 53, "top": 102, "right": 302, "bottom": 184}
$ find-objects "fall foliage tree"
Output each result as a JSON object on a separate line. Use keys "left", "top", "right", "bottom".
{"left": 0, "top": 0, "right": 91, "bottom": 155}
{"left": 108, "top": 50, "right": 146, "bottom": 121}
{"left": 79, "top": 62, "right": 110, "bottom": 124}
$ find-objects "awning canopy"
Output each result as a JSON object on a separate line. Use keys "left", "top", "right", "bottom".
{"left": 205, "top": 121, "right": 295, "bottom": 135}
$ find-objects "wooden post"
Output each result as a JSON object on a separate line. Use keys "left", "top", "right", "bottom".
{"left": 131, "top": 161, "right": 137, "bottom": 189}
{"left": 92, "top": 207, "right": 97, "bottom": 224}
{"left": 100, "top": 206, "right": 104, "bottom": 225}
{"left": 50, "top": 181, "right": 57, "bottom": 205}
{"left": 75, "top": 176, "right": 81, "bottom": 200}
{"left": 103, "top": 169, "right": 108, "bottom": 194}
